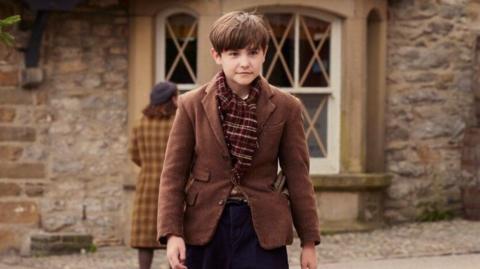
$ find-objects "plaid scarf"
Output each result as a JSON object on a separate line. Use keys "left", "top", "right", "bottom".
{"left": 216, "top": 72, "right": 260, "bottom": 182}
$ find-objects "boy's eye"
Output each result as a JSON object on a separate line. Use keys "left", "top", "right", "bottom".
{"left": 249, "top": 50, "right": 259, "bottom": 55}
{"left": 228, "top": 51, "right": 239, "bottom": 56}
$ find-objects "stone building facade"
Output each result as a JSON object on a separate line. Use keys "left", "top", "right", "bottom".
{"left": 0, "top": 0, "right": 479, "bottom": 255}
{"left": 0, "top": 1, "right": 130, "bottom": 253}
{"left": 385, "top": 0, "right": 480, "bottom": 221}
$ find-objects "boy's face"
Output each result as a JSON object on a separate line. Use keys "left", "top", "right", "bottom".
{"left": 211, "top": 47, "right": 266, "bottom": 90}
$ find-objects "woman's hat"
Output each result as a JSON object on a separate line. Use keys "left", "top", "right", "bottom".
{"left": 150, "top": 81, "right": 177, "bottom": 105}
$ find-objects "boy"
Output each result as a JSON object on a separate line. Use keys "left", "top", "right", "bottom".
{"left": 157, "top": 11, "right": 320, "bottom": 269}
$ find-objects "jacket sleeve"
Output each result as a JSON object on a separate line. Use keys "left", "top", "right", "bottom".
{"left": 157, "top": 95, "right": 195, "bottom": 244}
{"left": 129, "top": 126, "right": 141, "bottom": 166}
{"left": 279, "top": 98, "right": 321, "bottom": 246}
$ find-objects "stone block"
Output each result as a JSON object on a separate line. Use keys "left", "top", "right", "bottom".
{"left": 0, "top": 227, "right": 21, "bottom": 253}
{"left": 56, "top": 60, "right": 88, "bottom": 74}
{"left": 0, "top": 70, "right": 18, "bottom": 86}
{"left": 0, "top": 145, "right": 23, "bottom": 161}
{"left": 22, "top": 144, "right": 48, "bottom": 162}
{"left": 107, "top": 56, "right": 127, "bottom": 70}
{"left": 0, "top": 126, "right": 36, "bottom": 142}
{"left": 25, "top": 183, "right": 45, "bottom": 197}
{"left": 30, "top": 233, "right": 93, "bottom": 256}
{"left": 109, "top": 46, "right": 127, "bottom": 55}
{"left": 317, "top": 192, "right": 359, "bottom": 221}
{"left": 0, "top": 163, "right": 46, "bottom": 179}
{"left": 34, "top": 109, "right": 53, "bottom": 124}
{"left": 0, "top": 107, "right": 15, "bottom": 122}
{"left": 0, "top": 182, "right": 21, "bottom": 196}
{"left": 82, "top": 74, "right": 102, "bottom": 89}
{"left": 92, "top": 24, "right": 113, "bottom": 36}
{"left": 461, "top": 128, "right": 480, "bottom": 174}
{"left": 104, "top": 72, "right": 126, "bottom": 84}
{"left": 0, "top": 201, "right": 39, "bottom": 225}
{"left": 359, "top": 192, "right": 384, "bottom": 222}
{"left": 61, "top": 20, "right": 90, "bottom": 36}
{"left": 53, "top": 47, "right": 82, "bottom": 60}
{"left": 0, "top": 89, "right": 34, "bottom": 105}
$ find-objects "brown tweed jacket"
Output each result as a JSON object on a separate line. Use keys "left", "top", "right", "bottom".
{"left": 157, "top": 76, "right": 320, "bottom": 250}
{"left": 129, "top": 115, "right": 174, "bottom": 248}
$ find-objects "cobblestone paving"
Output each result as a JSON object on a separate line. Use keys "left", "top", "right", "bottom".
{"left": 1, "top": 219, "right": 480, "bottom": 269}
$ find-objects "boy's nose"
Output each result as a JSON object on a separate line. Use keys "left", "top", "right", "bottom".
{"left": 239, "top": 55, "right": 250, "bottom": 67}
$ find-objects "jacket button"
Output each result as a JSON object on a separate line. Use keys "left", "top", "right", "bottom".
{"left": 218, "top": 200, "right": 224, "bottom": 205}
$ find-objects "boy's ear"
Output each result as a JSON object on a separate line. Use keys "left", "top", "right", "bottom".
{"left": 210, "top": 48, "right": 222, "bottom": 65}
{"left": 261, "top": 46, "right": 268, "bottom": 63}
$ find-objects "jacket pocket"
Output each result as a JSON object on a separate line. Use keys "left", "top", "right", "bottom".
{"left": 192, "top": 167, "right": 211, "bottom": 182}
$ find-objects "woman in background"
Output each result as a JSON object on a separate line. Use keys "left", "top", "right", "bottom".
{"left": 129, "top": 81, "right": 178, "bottom": 269}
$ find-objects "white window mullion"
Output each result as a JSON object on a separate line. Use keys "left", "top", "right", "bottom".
{"left": 156, "top": 13, "right": 166, "bottom": 82}
{"left": 294, "top": 13, "right": 300, "bottom": 92}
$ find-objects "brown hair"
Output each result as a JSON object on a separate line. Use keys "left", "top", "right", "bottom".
{"left": 209, "top": 11, "right": 270, "bottom": 53}
{"left": 142, "top": 94, "right": 178, "bottom": 119}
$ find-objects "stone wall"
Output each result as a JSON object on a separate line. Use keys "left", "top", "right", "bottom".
{"left": 0, "top": 1, "right": 129, "bottom": 253}
{"left": 0, "top": 3, "right": 44, "bottom": 253}
{"left": 385, "top": 0, "right": 479, "bottom": 222}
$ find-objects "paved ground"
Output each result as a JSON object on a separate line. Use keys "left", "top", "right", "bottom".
{"left": 1, "top": 219, "right": 479, "bottom": 269}
{"left": 319, "top": 254, "right": 480, "bottom": 269}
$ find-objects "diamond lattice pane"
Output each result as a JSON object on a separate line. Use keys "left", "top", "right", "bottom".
{"left": 263, "top": 13, "right": 294, "bottom": 87}
{"left": 296, "top": 93, "right": 328, "bottom": 158}
{"left": 165, "top": 13, "right": 197, "bottom": 84}
{"left": 299, "top": 16, "right": 330, "bottom": 87}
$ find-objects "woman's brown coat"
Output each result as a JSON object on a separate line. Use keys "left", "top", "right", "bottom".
{"left": 129, "top": 115, "right": 174, "bottom": 248}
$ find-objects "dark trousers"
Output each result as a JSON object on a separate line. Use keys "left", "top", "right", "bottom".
{"left": 186, "top": 200, "right": 289, "bottom": 269}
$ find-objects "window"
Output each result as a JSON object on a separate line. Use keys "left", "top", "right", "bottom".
{"left": 156, "top": 11, "right": 198, "bottom": 90}
{"left": 262, "top": 10, "right": 341, "bottom": 174}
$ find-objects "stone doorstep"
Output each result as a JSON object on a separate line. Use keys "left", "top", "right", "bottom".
{"left": 31, "top": 234, "right": 93, "bottom": 243}
{"left": 313, "top": 173, "right": 391, "bottom": 234}
{"left": 123, "top": 173, "right": 393, "bottom": 192}
{"left": 125, "top": 173, "right": 390, "bottom": 235}
{"left": 319, "top": 220, "right": 386, "bottom": 235}
{"left": 311, "top": 173, "right": 392, "bottom": 191}
{"left": 30, "top": 234, "right": 93, "bottom": 256}
{"left": 290, "top": 221, "right": 385, "bottom": 240}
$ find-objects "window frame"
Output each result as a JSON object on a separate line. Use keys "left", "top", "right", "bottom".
{"left": 260, "top": 8, "right": 342, "bottom": 174}
{"left": 155, "top": 9, "right": 199, "bottom": 91}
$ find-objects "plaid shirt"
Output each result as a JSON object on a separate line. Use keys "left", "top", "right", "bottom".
{"left": 216, "top": 72, "right": 260, "bottom": 182}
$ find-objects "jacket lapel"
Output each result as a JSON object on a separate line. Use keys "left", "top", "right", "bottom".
{"left": 256, "top": 76, "right": 276, "bottom": 134}
{"left": 201, "top": 79, "right": 229, "bottom": 154}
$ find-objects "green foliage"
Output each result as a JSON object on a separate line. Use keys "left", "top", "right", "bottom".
{"left": 417, "top": 206, "right": 455, "bottom": 222}
{"left": 0, "top": 15, "right": 21, "bottom": 46}
{"left": 86, "top": 243, "right": 97, "bottom": 253}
